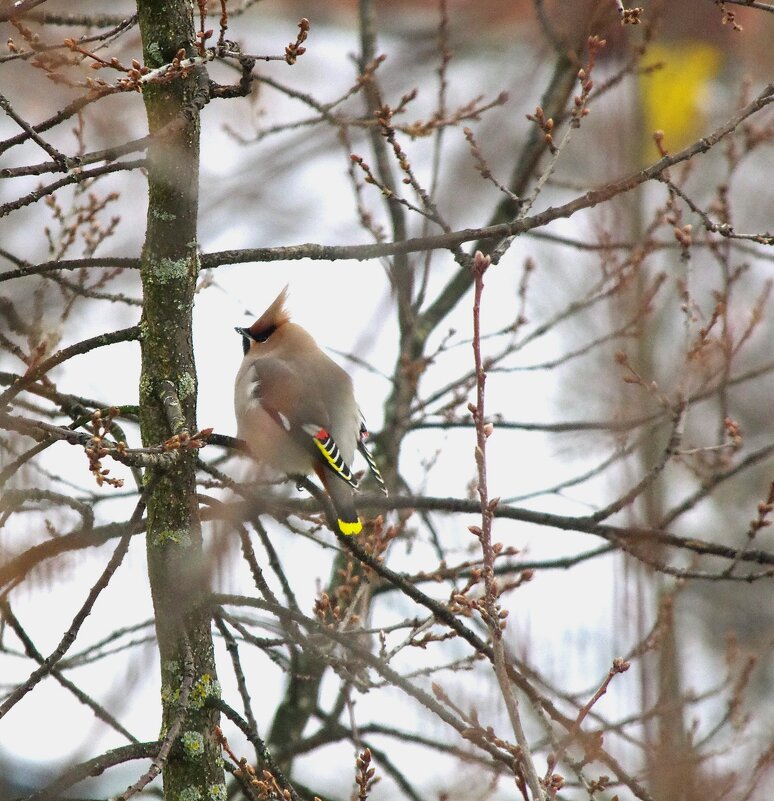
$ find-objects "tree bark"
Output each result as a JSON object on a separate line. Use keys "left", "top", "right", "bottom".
{"left": 137, "top": 1, "right": 224, "bottom": 796}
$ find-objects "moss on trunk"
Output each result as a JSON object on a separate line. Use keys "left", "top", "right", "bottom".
{"left": 137, "top": 1, "right": 224, "bottom": 797}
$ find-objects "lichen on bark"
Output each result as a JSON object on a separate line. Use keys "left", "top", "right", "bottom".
{"left": 136, "top": 1, "right": 223, "bottom": 795}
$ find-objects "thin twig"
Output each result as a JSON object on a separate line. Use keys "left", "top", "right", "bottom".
{"left": 0, "top": 159, "right": 147, "bottom": 219}
{"left": 0, "top": 325, "right": 140, "bottom": 407}
{"left": 114, "top": 640, "right": 195, "bottom": 801}
{"left": 200, "top": 80, "right": 774, "bottom": 269}
{"left": 0, "top": 487, "right": 150, "bottom": 718}
{"left": 469, "top": 251, "right": 545, "bottom": 801}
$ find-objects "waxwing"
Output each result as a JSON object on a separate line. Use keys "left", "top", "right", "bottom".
{"left": 234, "top": 287, "right": 387, "bottom": 535}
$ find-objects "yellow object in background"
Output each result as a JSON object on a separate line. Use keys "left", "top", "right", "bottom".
{"left": 639, "top": 42, "right": 722, "bottom": 156}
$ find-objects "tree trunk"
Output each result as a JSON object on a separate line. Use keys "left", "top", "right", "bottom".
{"left": 137, "top": 1, "right": 224, "bottom": 796}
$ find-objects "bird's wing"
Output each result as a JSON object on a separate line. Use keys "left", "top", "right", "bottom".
{"left": 248, "top": 359, "right": 359, "bottom": 489}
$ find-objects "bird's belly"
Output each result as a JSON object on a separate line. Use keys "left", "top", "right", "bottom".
{"left": 238, "top": 407, "right": 313, "bottom": 476}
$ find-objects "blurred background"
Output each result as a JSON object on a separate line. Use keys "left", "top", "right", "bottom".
{"left": 1, "top": 1, "right": 773, "bottom": 798}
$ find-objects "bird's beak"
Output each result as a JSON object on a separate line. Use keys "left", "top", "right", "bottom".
{"left": 235, "top": 327, "right": 252, "bottom": 355}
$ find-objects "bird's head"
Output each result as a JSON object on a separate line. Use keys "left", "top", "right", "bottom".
{"left": 235, "top": 285, "right": 291, "bottom": 355}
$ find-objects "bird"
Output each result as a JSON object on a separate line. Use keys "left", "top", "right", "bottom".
{"left": 234, "top": 286, "right": 387, "bottom": 535}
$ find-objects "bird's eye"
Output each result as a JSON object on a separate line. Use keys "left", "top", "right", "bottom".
{"left": 253, "top": 325, "right": 276, "bottom": 343}
{"left": 236, "top": 324, "right": 277, "bottom": 355}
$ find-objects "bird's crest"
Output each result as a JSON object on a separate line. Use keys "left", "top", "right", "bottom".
{"left": 248, "top": 285, "right": 290, "bottom": 340}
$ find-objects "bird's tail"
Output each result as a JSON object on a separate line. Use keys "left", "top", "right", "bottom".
{"left": 324, "top": 475, "right": 362, "bottom": 536}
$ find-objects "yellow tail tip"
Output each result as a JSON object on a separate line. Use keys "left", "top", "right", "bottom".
{"left": 338, "top": 518, "right": 362, "bottom": 536}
